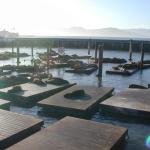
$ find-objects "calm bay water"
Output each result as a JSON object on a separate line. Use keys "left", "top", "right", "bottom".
{"left": 1, "top": 47, "right": 150, "bottom": 150}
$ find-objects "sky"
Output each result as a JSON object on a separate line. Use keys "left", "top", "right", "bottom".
{"left": 0, "top": 0, "right": 150, "bottom": 35}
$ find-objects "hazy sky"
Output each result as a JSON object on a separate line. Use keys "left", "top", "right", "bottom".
{"left": 0, "top": 0, "right": 150, "bottom": 35}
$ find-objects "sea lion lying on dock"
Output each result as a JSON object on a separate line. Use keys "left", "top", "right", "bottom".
{"left": 129, "top": 84, "right": 148, "bottom": 89}
{"left": 8, "top": 85, "right": 23, "bottom": 93}
{"left": 46, "top": 77, "right": 69, "bottom": 85}
{"left": 32, "top": 78, "right": 46, "bottom": 86}
{"left": 64, "top": 90, "right": 85, "bottom": 99}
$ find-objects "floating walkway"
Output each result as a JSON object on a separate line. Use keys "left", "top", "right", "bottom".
{"left": 49, "top": 63, "right": 69, "bottom": 68}
{"left": 7, "top": 116, "right": 128, "bottom": 150}
{"left": 0, "top": 99, "right": 11, "bottom": 110}
{"left": 106, "top": 68, "right": 138, "bottom": 76}
{"left": 38, "top": 85, "right": 114, "bottom": 118}
{"left": 65, "top": 67, "right": 97, "bottom": 74}
{"left": 0, "top": 109, "right": 43, "bottom": 149}
{"left": 100, "top": 88, "right": 150, "bottom": 119}
{"left": 0, "top": 82, "right": 74, "bottom": 106}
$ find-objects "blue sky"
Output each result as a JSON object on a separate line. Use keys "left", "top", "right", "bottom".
{"left": 87, "top": 0, "right": 150, "bottom": 28}
{"left": 0, "top": 0, "right": 150, "bottom": 35}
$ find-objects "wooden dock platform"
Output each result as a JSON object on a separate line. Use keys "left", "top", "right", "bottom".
{"left": 0, "top": 109, "right": 43, "bottom": 149}
{"left": 7, "top": 116, "right": 128, "bottom": 150}
{"left": 65, "top": 67, "right": 97, "bottom": 74}
{"left": 0, "top": 82, "right": 74, "bottom": 106}
{"left": 106, "top": 68, "right": 138, "bottom": 76}
{"left": 38, "top": 85, "right": 114, "bottom": 118}
{"left": 100, "top": 88, "right": 150, "bottom": 119}
{"left": 0, "top": 99, "right": 11, "bottom": 110}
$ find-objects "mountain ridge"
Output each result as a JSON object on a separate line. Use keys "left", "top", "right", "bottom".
{"left": 61, "top": 27, "right": 150, "bottom": 38}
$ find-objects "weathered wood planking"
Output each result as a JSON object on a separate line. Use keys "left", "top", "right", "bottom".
{"left": 0, "top": 82, "right": 75, "bottom": 106}
{"left": 6, "top": 116, "right": 128, "bottom": 150}
{"left": 0, "top": 99, "right": 11, "bottom": 110}
{"left": 0, "top": 109, "right": 43, "bottom": 149}
{"left": 38, "top": 85, "right": 114, "bottom": 118}
{"left": 100, "top": 88, "right": 150, "bottom": 118}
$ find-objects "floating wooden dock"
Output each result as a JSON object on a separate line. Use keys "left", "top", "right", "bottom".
{"left": 0, "top": 109, "right": 43, "bottom": 149}
{"left": 38, "top": 85, "right": 114, "bottom": 118}
{"left": 0, "top": 99, "right": 11, "bottom": 110}
{"left": 49, "top": 63, "right": 69, "bottom": 68}
{"left": 106, "top": 68, "right": 138, "bottom": 76}
{"left": 0, "top": 82, "right": 74, "bottom": 106}
{"left": 65, "top": 67, "right": 97, "bottom": 74}
{"left": 7, "top": 116, "right": 128, "bottom": 150}
{"left": 100, "top": 88, "right": 150, "bottom": 118}
{"left": 0, "top": 76, "right": 29, "bottom": 89}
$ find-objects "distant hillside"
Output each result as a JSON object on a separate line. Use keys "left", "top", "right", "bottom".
{"left": 61, "top": 27, "right": 150, "bottom": 38}
{"left": 0, "top": 30, "right": 19, "bottom": 38}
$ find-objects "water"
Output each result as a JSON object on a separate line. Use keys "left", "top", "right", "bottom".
{"left": 1, "top": 47, "right": 150, "bottom": 150}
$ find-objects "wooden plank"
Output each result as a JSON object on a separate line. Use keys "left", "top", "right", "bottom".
{"left": 0, "top": 99, "right": 11, "bottom": 110}
{"left": 0, "top": 109, "right": 43, "bottom": 149}
{"left": 38, "top": 85, "right": 114, "bottom": 118}
{"left": 0, "top": 82, "right": 75, "bottom": 106}
{"left": 100, "top": 88, "right": 150, "bottom": 118}
{"left": 6, "top": 116, "right": 128, "bottom": 150}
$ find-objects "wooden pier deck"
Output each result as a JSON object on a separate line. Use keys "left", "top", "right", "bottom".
{"left": 65, "top": 67, "right": 97, "bottom": 74}
{"left": 106, "top": 68, "right": 138, "bottom": 76}
{"left": 0, "top": 82, "right": 74, "bottom": 106}
{"left": 7, "top": 116, "right": 128, "bottom": 150}
{"left": 0, "top": 99, "right": 11, "bottom": 110}
{"left": 38, "top": 85, "right": 114, "bottom": 118}
{"left": 100, "top": 88, "right": 150, "bottom": 118}
{"left": 0, "top": 109, "right": 43, "bottom": 149}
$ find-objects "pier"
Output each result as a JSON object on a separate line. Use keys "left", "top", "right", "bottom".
{"left": 2, "top": 36, "right": 150, "bottom": 52}
{"left": 0, "top": 82, "right": 75, "bottom": 106}
{"left": 38, "top": 85, "right": 114, "bottom": 118}
{"left": 0, "top": 99, "right": 11, "bottom": 110}
{"left": 0, "top": 109, "right": 43, "bottom": 149}
{"left": 100, "top": 88, "right": 150, "bottom": 119}
{"left": 6, "top": 116, "right": 128, "bottom": 150}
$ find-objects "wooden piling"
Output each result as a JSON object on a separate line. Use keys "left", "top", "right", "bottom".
{"left": 95, "top": 42, "right": 98, "bottom": 62}
{"left": 11, "top": 41, "right": 14, "bottom": 53}
{"left": 17, "top": 43, "right": 20, "bottom": 66}
{"left": 140, "top": 42, "right": 144, "bottom": 69}
{"left": 31, "top": 44, "right": 34, "bottom": 66}
{"left": 96, "top": 44, "right": 104, "bottom": 77}
{"left": 129, "top": 39, "right": 132, "bottom": 61}
{"left": 88, "top": 40, "right": 90, "bottom": 55}
{"left": 47, "top": 47, "right": 50, "bottom": 74}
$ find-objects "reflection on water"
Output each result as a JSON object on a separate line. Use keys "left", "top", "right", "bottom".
{"left": 1, "top": 47, "right": 150, "bottom": 150}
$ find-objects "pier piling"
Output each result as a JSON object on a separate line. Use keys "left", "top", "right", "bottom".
{"left": 95, "top": 43, "right": 98, "bottom": 62}
{"left": 88, "top": 40, "right": 90, "bottom": 55}
{"left": 129, "top": 39, "right": 132, "bottom": 61}
{"left": 31, "top": 44, "right": 34, "bottom": 66}
{"left": 11, "top": 41, "right": 14, "bottom": 53}
{"left": 17, "top": 43, "right": 20, "bottom": 66}
{"left": 47, "top": 47, "right": 51, "bottom": 74}
{"left": 140, "top": 42, "right": 144, "bottom": 69}
{"left": 96, "top": 44, "right": 104, "bottom": 77}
